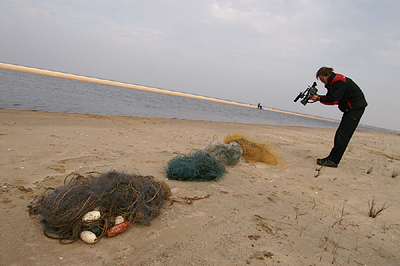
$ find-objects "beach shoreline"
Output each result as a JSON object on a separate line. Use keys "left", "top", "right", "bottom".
{"left": 1, "top": 109, "right": 399, "bottom": 265}
{"left": 0, "top": 62, "right": 340, "bottom": 123}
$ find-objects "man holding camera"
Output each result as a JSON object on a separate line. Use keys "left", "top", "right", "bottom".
{"left": 310, "top": 67, "right": 367, "bottom": 168}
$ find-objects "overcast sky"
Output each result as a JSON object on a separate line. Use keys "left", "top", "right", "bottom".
{"left": 1, "top": 0, "right": 399, "bottom": 131}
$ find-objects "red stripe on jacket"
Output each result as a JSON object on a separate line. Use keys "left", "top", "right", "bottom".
{"left": 330, "top": 74, "right": 346, "bottom": 92}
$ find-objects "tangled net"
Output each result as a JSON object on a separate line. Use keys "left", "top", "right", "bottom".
{"left": 166, "top": 150, "right": 226, "bottom": 181}
{"left": 28, "top": 171, "right": 171, "bottom": 243}
{"left": 224, "top": 133, "right": 278, "bottom": 165}
{"left": 204, "top": 141, "right": 243, "bottom": 166}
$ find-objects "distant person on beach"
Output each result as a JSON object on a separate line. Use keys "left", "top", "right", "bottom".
{"left": 257, "top": 103, "right": 262, "bottom": 109}
{"left": 310, "top": 67, "right": 367, "bottom": 168}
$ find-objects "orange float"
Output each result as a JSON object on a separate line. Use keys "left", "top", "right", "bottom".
{"left": 107, "top": 221, "right": 129, "bottom": 237}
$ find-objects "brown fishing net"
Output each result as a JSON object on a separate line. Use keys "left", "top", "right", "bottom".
{"left": 28, "top": 171, "right": 171, "bottom": 243}
{"left": 224, "top": 133, "right": 278, "bottom": 165}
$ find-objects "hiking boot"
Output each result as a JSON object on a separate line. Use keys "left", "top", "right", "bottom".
{"left": 316, "top": 158, "right": 338, "bottom": 168}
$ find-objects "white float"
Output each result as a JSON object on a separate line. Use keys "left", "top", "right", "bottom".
{"left": 82, "top": 211, "right": 101, "bottom": 222}
{"left": 80, "top": 231, "right": 98, "bottom": 244}
{"left": 115, "top": 216, "right": 124, "bottom": 225}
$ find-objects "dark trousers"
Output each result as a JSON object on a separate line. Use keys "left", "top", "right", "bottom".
{"left": 328, "top": 107, "right": 365, "bottom": 164}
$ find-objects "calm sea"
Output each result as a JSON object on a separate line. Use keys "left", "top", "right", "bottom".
{"left": 0, "top": 68, "right": 371, "bottom": 130}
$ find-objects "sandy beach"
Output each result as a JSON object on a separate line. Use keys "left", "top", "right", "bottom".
{"left": 0, "top": 109, "right": 399, "bottom": 266}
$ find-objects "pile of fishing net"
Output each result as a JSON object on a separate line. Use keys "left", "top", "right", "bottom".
{"left": 165, "top": 133, "right": 278, "bottom": 181}
{"left": 28, "top": 171, "right": 171, "bottom": 244}
{"left": 204, "top": 141, "right": 243, "bottom": 166}
{"left": 224, "top": 133, "right": 278, "bottom": 165}
{"left": 165, "top": 141, "right": 243, "bottom": 182}
{"left": 166, "top": 150, "right": 226, "bottom": 181}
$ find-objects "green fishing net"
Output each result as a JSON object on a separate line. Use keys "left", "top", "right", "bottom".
{"left": 204, "top": 141, "right": 243, "bottom": 166}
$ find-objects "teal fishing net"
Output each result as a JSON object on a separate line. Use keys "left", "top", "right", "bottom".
{"left": 166, "top": 150, "right": 226, "bottom": 181}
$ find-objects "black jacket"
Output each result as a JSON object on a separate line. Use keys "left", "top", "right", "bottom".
{"left": 320, "top": 72, "right": 367, "bottom": 112}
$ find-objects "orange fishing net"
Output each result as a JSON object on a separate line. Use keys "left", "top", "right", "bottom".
{"left": 224, "top": 133, "right": 279, "bottom": 165}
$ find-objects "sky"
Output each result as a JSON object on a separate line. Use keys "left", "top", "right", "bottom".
{"left": 1, "top": 0, "right": 399, "bottom": 131}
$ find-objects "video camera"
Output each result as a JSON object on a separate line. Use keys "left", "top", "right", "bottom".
{"left": 294, "top": 82, "right": 318, "bottom": 106}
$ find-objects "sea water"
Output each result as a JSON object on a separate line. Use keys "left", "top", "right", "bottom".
{"left": 0, "top": 68, "right": 354, "bottom": 129}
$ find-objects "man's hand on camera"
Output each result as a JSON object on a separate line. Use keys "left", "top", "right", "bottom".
{"left": 310, "top": 95, "right": 320, "bottom": 102}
